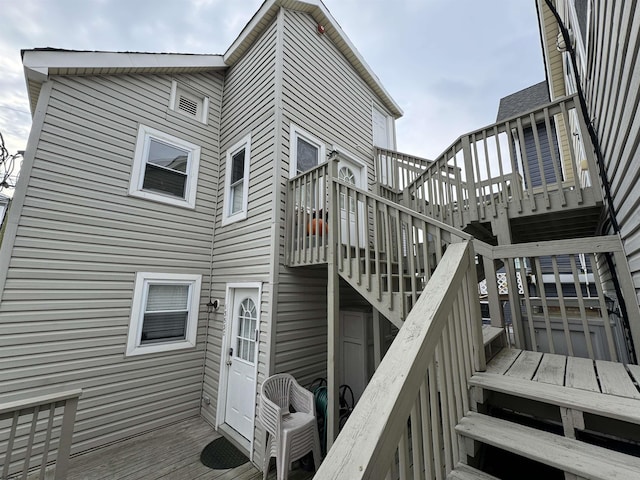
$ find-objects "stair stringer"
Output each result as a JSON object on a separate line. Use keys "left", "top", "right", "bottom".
{"left": 336, "top": 265, "right": 404, "bottom": 329}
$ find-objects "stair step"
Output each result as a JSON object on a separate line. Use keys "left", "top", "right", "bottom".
{"left": 456, "top": 412, "right": 640, "bottom": 479}
{"left": 470, "top": 372, "right": 640, "bottom": 426}
{"left": 447, "top": 463, "right": 499, "bottom": 480}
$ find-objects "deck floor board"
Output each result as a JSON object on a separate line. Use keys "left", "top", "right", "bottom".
{"left": 487, "top": 349, "right": 640, "bottom": 400}
{"left": 64, "top": 416, "right": 314, "bottom": 480}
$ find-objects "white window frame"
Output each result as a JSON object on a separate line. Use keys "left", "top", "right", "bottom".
{"left": 126, "top": 272, "right": 202, "bottom": 356}
{"left": 289, "top": 124, "right": 326, "bottom": 178}
{"left": 221, "top": 134, "right": 251, "bottom": 226}
{"left": 129, "top": 124, "right": 201, "bottom": 209}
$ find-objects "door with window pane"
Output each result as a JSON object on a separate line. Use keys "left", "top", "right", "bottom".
{"left": 224, "top": 288, "right": 259, "bottom": 440}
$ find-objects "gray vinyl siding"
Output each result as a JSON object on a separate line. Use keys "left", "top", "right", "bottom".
{"left": 0, "top": 71, "right": 223, "bottom": 454}
{"left": 281, "top": 9, "right": 390, "bottom": 188}
{"left": 272, "top": 8, "right": 395, "bottom": 383}
{"left": 521, "top": 120, "right": 562, "bottom": 187}
{"left": 200, "top": 16, "right": 278, "bottom": 451}
{"left": 582, "top": 3, "right": 640, "bottom": 303}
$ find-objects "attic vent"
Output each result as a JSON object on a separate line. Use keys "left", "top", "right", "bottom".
{"left": 178, "top": 95, "right": 199, "bottom": 117}
{"left": 170, "top": 80, "right": 209, "bottom": 124}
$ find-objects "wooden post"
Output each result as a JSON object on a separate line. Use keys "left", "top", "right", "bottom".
{"left": 613, "top": 246, "right": 640, "bottom": 362}
{"left": 326, "top": 157, "right": 341, "bottom": 448}
{"left": 482, "top": 254, "right": 505, "bottom": 328}
{"left": 462, "top": 135, "right": 479, "bottom": 223}
{"left": 373, "top": 308, "right": 383, "bottom": 370}
{"left": 493, "top": 206, "right": 526, "bottom": 348}
{"left": 55, "top": 396, "right": 79, "bottom": 480}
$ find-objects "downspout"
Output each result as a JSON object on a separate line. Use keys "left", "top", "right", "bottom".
{"left": 543, "top": 0, "right": 635, "bottom": 362}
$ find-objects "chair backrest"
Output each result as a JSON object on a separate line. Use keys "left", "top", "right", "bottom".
{"left": 262, "top": 373, "right": 294, "bottom": 411}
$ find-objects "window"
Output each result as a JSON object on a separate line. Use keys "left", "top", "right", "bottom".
{"left": 126, "top": 272, "right": 202, "bottom": 356}
{"left": 222, "top": 135, "right": 251, "bottom": 225}
{"left": 129, "top": 125, "right": 201, "bottom": 209}
{"left": 289, "top": 125, "right": 326, "bottom": 178}
{"left": 169, "top": 80, "right": 209, "bottom": 124}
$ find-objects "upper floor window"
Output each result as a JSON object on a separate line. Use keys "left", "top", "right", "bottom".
{"left": 222, "top": 134, "right": 251, "bottom": 225}
{"left": 129, "top": 125, "right": 201, "bottom": 209}
{"left": 126, "top": 272, "right": 202, "bottom": 356}
{"left": 289, "top": 125, "right": 326, "bottom": 178}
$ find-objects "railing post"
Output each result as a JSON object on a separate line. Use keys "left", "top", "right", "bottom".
{"left": 462, "top": 135, "right": 479, "bottom": 222}
{"left": 575, "top": 102, "right": 603, "bottom": 202}
{"left": 482, "top": 254, "right": 505, "bottom": 329}
{"left": 54, "top": 396, "right": 80, "bottom": 480}
{"left": 326, "top": 156, "right": 341, "bottom": 448}
{"left": 613, "top": 244, "right": 640, "bottom": 362}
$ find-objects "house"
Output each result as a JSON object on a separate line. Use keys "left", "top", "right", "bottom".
{"left": 4, "top": 0, "right": 640, "bottom": 479}
{"left": 0, "top": 0, "right": 402, "bottom": 476}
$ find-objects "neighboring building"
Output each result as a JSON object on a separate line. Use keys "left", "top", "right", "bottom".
{"left": 0, "top": 0, "right": 400, "bottom": 466}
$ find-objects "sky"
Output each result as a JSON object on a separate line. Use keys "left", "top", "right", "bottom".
{"left": 0, "top": 0, "right": 545, "bottom": 188}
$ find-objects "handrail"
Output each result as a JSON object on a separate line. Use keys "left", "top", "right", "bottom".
{"left": 314, "top": 241, "right": 483, "bottom": 479}
{"left": 402, "top": 94, "right": 600, "bottom": 229}
{"left": 474, "top": 234, "right": 640, "bottom": 363}
{"left": 1, "top": 389, "right": 82, "bottom": 480}
{"left": 375, "top": 147, "right": 431, "bottom": 193}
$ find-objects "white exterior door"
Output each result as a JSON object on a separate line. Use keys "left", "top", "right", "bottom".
{"left": 338, "top": 157, "right": 365, "bottom": 248}
{"left": 224, "top": 287, "right": 259, "bottom": 440}
{"left": 373, "top": 107, "right": 392, "bottom": 186}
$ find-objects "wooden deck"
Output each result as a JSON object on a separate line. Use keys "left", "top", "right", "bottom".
{"left": 63, "top": 416, "right": 314, "bottom": 480}
{"left": 484, "top": 348, "right": 640, "bottom": 398}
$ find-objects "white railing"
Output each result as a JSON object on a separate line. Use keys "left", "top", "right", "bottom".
{"left": 476, "top": 235, "right": 640, "bottom": 363}
{"left": 285, "top": 163, "right": 331, "bottom": 266}
{"left": 1, "top": 389, "right": 81, "bottom": 480}
{"left": 286, "top": 156, "right": 471, "bottom": 324}
{"left": 404, "top": 94, "right": 601, "bottom": 228}
{"left": 314, "top": 241, "right": 484, "bottom": 479}
{"left": 375, "top": 148, "right": 431, "bottom": 197}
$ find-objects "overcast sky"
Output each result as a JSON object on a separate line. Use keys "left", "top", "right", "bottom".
{"left": 0, "top": 0, "right": 544, "bottom": 173}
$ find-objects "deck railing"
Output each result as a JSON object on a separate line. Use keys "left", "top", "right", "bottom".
{"left": 314, "top": 241, "right": 484, "bottom": 479}
{"left": 404, "top": 94, "right": 601, "bottom": 228}
{"left": 375, "top": 148, "right": 431, "bottom": 198}
{"left": 286, "top": 156, "right": 471, "bottom": 324}
{"left": 1, "top": 389, "right": 82, "bottom": 480}
{"left": 475, "top": 235, "right": 640, "bottom": 363}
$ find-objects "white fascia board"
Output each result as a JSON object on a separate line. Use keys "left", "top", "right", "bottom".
{"left": 224, "top": 0, "right": 403, "bottom": 118}
{"left": 22, "top": 50, "right": 226, "bottom": 75}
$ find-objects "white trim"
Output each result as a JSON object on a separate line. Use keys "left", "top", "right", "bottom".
{"left": 332, "top": 145, "right": 368, "bottom": 188}
{"left": 125, "top": 272, "right": 202, "bottom": 357}
{"left": 128, "top": 124, "right": 201, "bottom": 209}
{"left": 22, "top": 50, "right": 225, "bottom": 73}
{"left": 289, "top": 124, "right": 326, "bottom": 178}
{"left": 221, "top": 134, "right": 251, "bottom": 226}
{"left": 169, "top": 79, "right": 210, "bottom": 124}
{"left": 0, "top": 81, "right": 53, "bottom": 298}
{"left": 216, "top": 282, "right": 262, "bottom": 461}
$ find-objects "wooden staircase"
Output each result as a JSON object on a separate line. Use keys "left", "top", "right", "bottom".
{"left": 452, "top": 343, "right": 640, "bottom": 479}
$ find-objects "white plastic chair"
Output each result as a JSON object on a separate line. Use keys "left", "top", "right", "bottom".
{"left": 259, "top": 373, "right": 322, "bottom": 480}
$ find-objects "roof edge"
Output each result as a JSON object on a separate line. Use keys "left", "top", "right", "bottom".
{"left": 224, "top": 0, "right": 403, "bottom": 117}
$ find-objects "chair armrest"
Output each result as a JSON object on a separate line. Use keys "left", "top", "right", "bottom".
{"left": 290, "top": 381, "right": 315, "bottom": 416}
{"left": 259, "top": 394, "right": 282, "bottom": 436}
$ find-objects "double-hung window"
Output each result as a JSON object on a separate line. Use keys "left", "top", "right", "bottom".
{"left": 129, "top": 125, "right": 201, "bottom": 209}
{"left": 126, "top": 272, "right": 202, "bottom": 356}
{"left": 222, "top": 135, "right": 251, "bottom": 225}
{"left": 289, "top": 125, "right": 326, "bottom": 178}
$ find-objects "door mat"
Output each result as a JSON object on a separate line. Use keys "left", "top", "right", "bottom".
{"left": 200, "top": 436, "right": 249, "bottom": 469}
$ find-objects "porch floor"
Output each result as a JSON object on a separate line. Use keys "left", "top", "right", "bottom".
{"left": 485, "top": 348, "right": 640, "bottom": 398}
{"left": 64, "top": 416, "right": 314, "bottom": 480}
